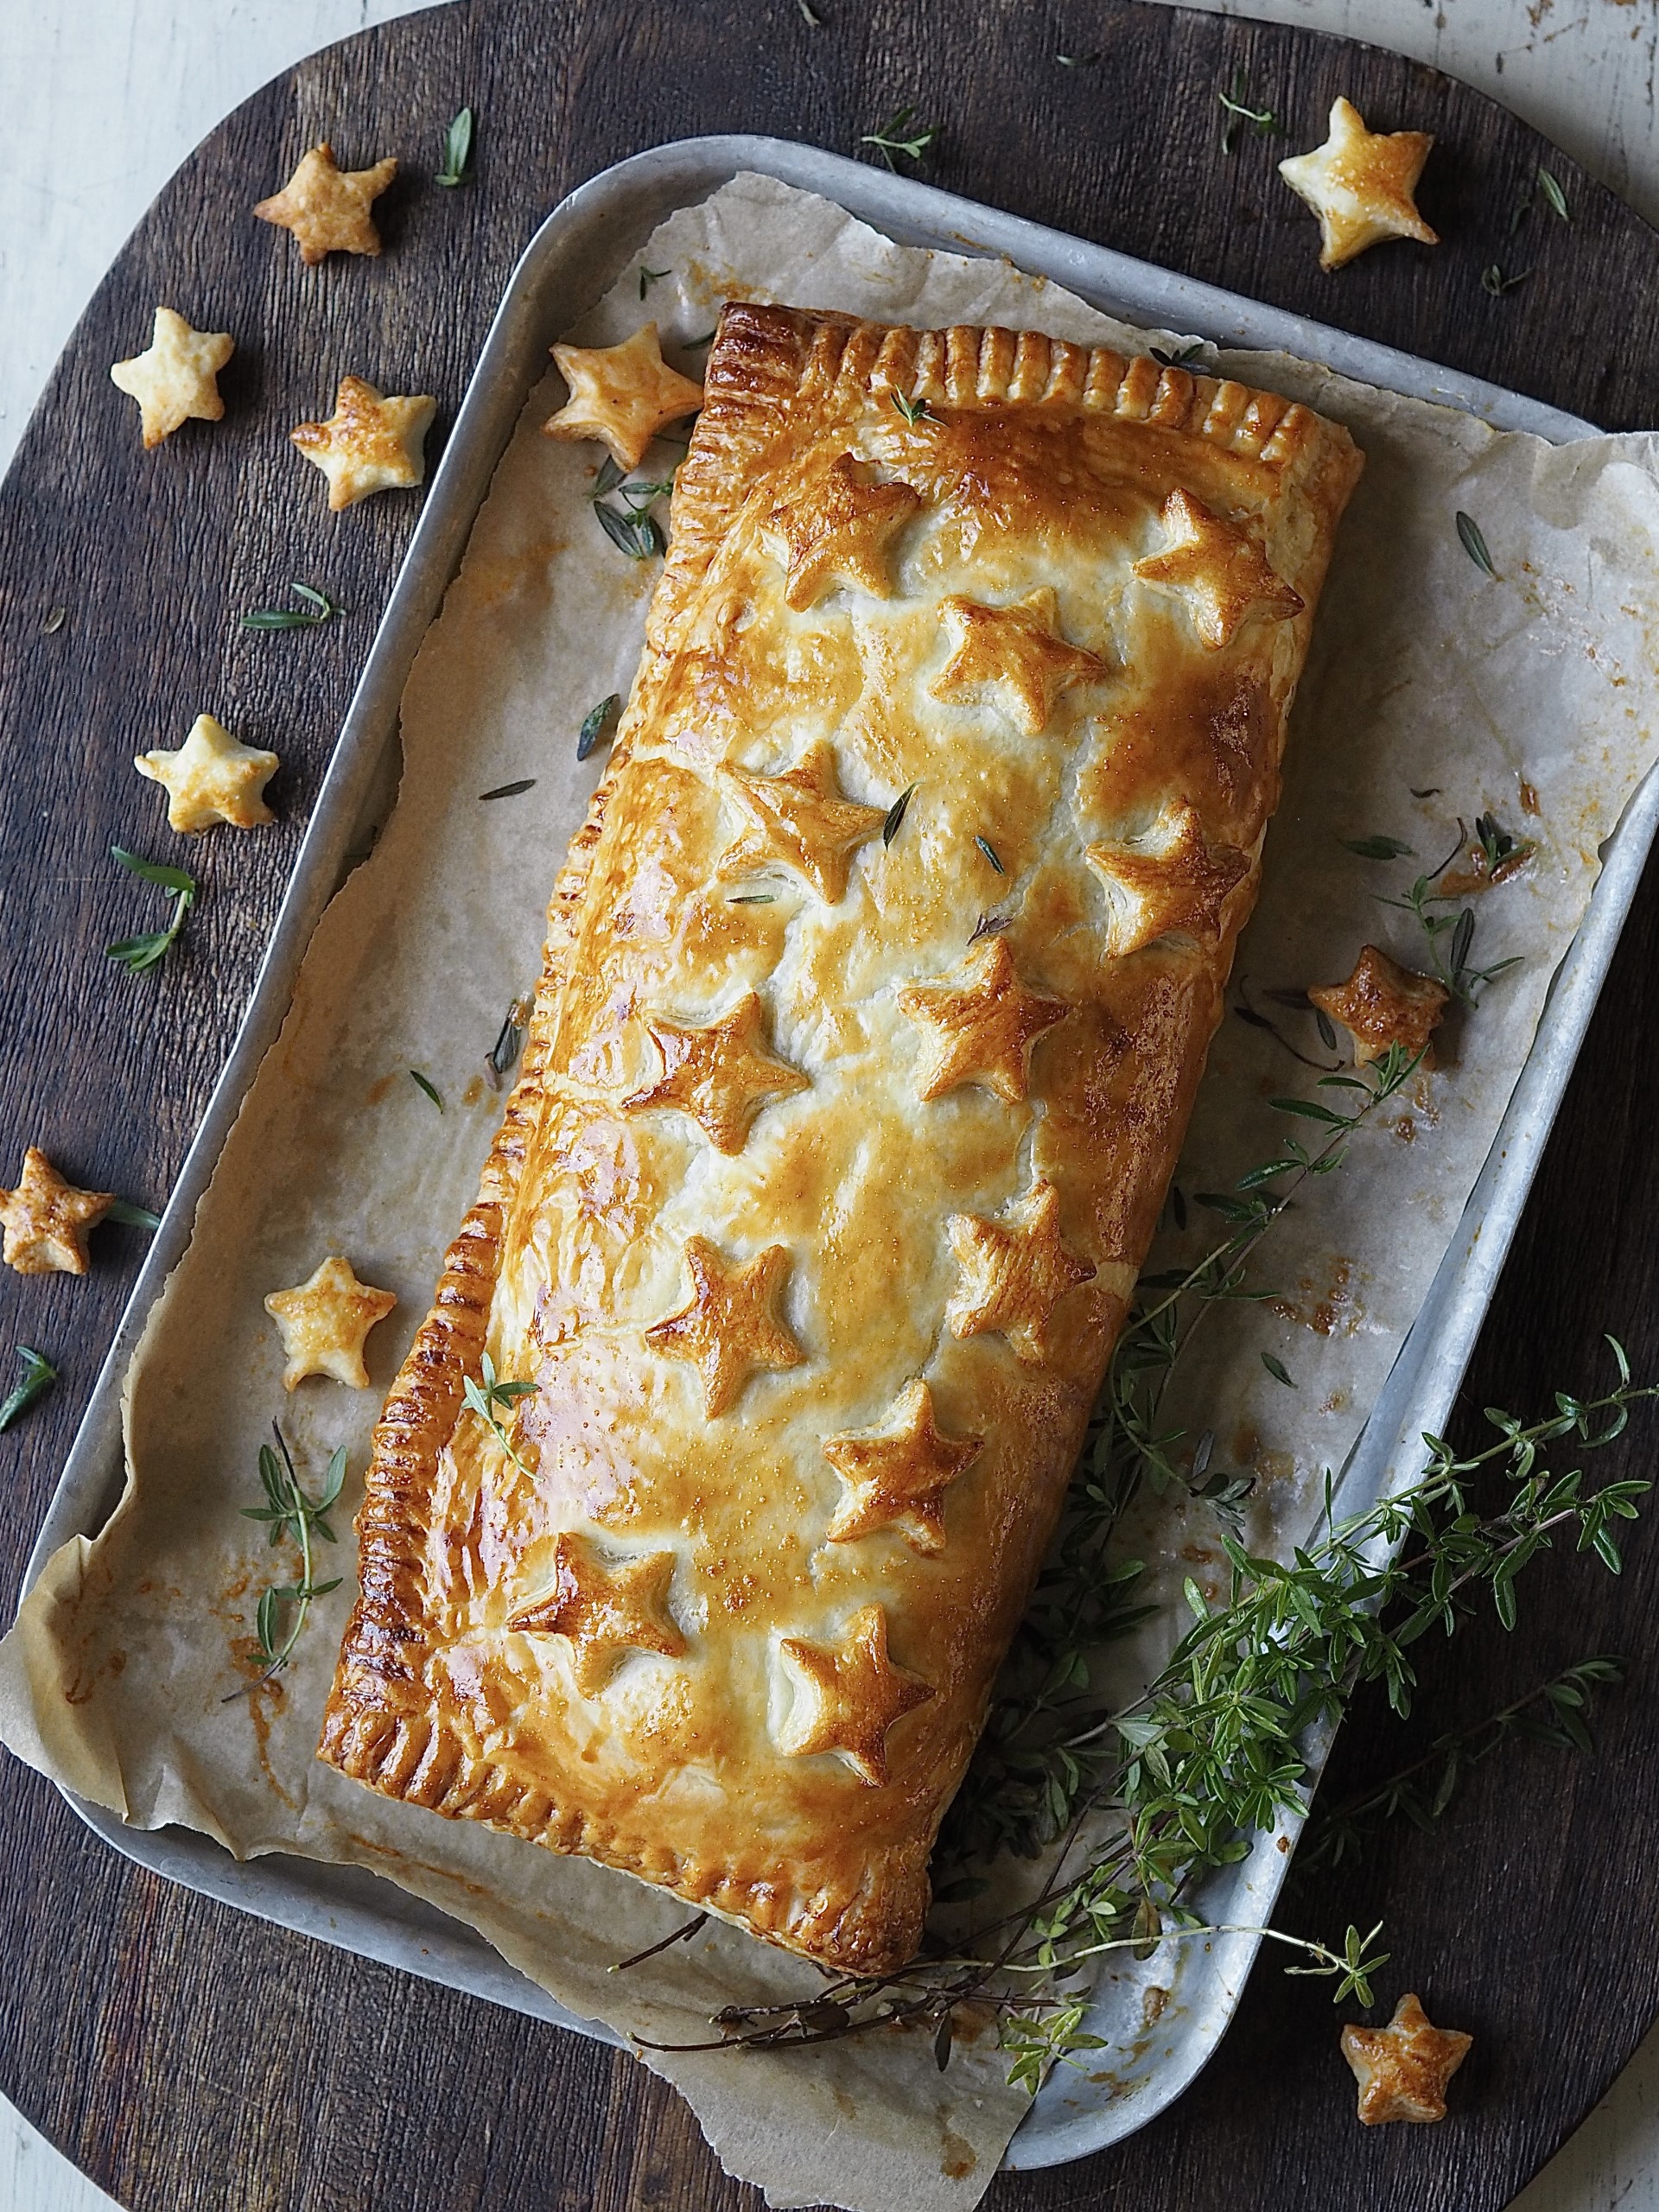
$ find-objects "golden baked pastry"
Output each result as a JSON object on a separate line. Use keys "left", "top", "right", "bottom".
{"left": 543, "top": 324, "right": 704, "bottom": 471}
{"left": 253, "top": 143, "right": 397, "bottom": 264}
{"left": 134, "top": 713, "right": 278, "bottom": 832}
{"left": 1310, "top": 944, "right": 1448, "bottom": 1066}
{"left": 264, "top": 1255, "right": 397, "bottom": 1389}
{"left": 1278, "top": 98, "right": 1438, "bottom": 272}
{"left": 110, "top": 308, "right": 234, "bottom": 449}
{"left": 321, "top": 302, "right": 1363, "bottom": 1974}
{"left": 0, "top": 1147, "right": 112, "bottom": 1277}
{"left": 1340, "top": 1993, "right": 1472, "bottom": 2124}
{"left": 291, "top": 378, "right": 436, "bottom": 511}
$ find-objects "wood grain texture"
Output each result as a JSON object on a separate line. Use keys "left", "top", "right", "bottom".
{"left": 1, "top": 3, "right": 1656, "bottom": 2208}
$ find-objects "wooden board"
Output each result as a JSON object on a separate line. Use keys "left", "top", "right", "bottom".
{"left": 1, "top": 2, "right": 1656, "bottom": 2206}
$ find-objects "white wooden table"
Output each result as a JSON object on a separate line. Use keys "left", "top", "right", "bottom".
{"left": 2, "top": 2, "right": 1656, "bottom": 2207}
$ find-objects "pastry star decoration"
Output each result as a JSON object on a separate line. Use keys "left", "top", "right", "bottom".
{"left": 823, "top": 1380, "right": 982, "bottom": 1554}
{"left": 291, "top": 377, "right": 436, "bottom": 511}
{"left": 543, "top": 323, "right": 704, "bottom": 473}
{"left": 109, "top": 308, "right": 234, "bottom": 449}
{"left": 1310, "top": 944, "right": 1449, "bottom": 1068}
{"left": 622, "top": 993, "right": 808, "bottom": 1154}
{"left": 264, "top": 1255, "right": 397, "bottom": 1389}
{"left": 899, "top": 935, "right": 1068, "bottom": 1105}
{"left": 719, "top": 742, "right": 887, "bottom": 904}
{"left": 947, "top": 1177, "right": 1094, "bottom": 1365}
{"left": 1086, "top": 801, "right": 1249, "bottom": 958}
{"left": 134, "top": 713, "right": 278, "bottom": 833}
{"left": 1133, "top": 489, "right": 1304, "bottom": 651}
{"left": 1340, "top": 1993, "right": 1472, "bottom": 2125}
{"left": 253, "top": 142, "right": 397, "bottom": 264}
{"left": 509, "top": 1531, "right": 685, "bottom": 1693}
{"left": 645, "top": 1236, "right": 804, "bottom": 1417}
{"left": 777, "top": 1604, "right": 933, "bottom": 1786}
{"left": 772, "top": 453, "right": 923, "bottom": 612}
{"left": 931, "top": 589, "right": 1108, "bottom": 735}
{"left": 0, "top": 1147, "right": 112, "bottom": 1276}
{"left": 1279, "top": 97, "right": 1439, "bottom": 273}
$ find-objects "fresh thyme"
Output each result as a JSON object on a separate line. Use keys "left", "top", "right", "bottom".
{"left": 889, "top": 391, "right": 935, "bottom": 428}
{"left": 729, "top": 893, "right": 778, "bottom": 906}
{"left": 463, "top": 1351, "right": 537, "bottom": 1474}
{"left": 975, "top": 834, "right": 1005, "bottom": 874}
{"left": 1056, "top": 49, "right": 1101, "bottom": 67}
{"left": 409, "top": 1069, "right": 444, "bottom": 1113}
{"left": 1218, "top": 69, "right": 1279, "bottom": 154}
{"left": 1300, "top": 1654, "right": 1624, "bottom": 1874}
{"left": 1341, "top": 834, "right": 1414, "bottom": 861}
{"left": 105, "top": 1198, "right": 161, "bottom": 1229}
{"left": 1150, "top": 343, "right": 1205, "bottom": 370}
{"left": 1261, "top": 1351, "right": 1295, "bottom": 1388}
{"left": 1537, "top": 166, "right": 1570, "bottom": 222}
{"left": 882, "top": 783, "right": 916, "bottom": 846}
{"left": 969, "top": 912, "right": 1012, "bottom": 946}
{"left": 591, "top": 454, "right": 674, "bottom": 560}
{"left": 105, "top": 847, "right": 198, "bottom": 976}
{"left": 577, "top": 693, "right": 620, "bottom": 762}
{"left": 1481, "top": 264, "right": 1529, "bottom": 297}
{"left": 1235, "top": 981, "right": 1339, "bottom": 1071}
{"left": 1455, "top": 511, "right": 1497, "bottom": 579}
{"left": 1376, "top": 824, "right": 1524, "bottom": 1008}
{"left": 480, "top": 778, "right": 537, "bottom": 801}
{"left": 0, "top": 1347, "right": 58, "bottom": 1433}
{"left": 639, "top": 265, "right": 671, "bottom": 300}
{"left": 41, "top": 606, "right": 67, "bottom": 636}
{"left": 229, "top": 1425, "right": 345, "bottom": 1694}
{"left": 241, "top": 582, "right": 343, "bottom": 632}
{"left": 435, "top": 106, "right": 474, "bottom": 188}
{"left": 860, "top": 105, "right": 939, "bottom": 169}
{"left": 486, "top": 993, "right": 532, "bottom": 1088}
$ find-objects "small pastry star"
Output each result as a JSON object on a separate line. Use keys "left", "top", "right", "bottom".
{"left": 290, "top": 377, "right": 436, "bottom": 512}
{"left": 1086, "top": 802, "right": 1249, "bottom": 957}
{"left": 109, "top": 308, "right": 234, "bottom": 449}
{"left": 930, "top": 589, "right": 1108, "bottom": 734}
{"left": 947, "top": 1177, "right": 1094, "bottom": 1365}
{"left": 134, "top": 713, "right": 278, "bottom": 834}
{"left": 509, "top": 1532, "right": 685, "bottom": 1693}
{"left": 0, "top": 1147, "right": 113, "bottom": 1277}
{"left": 543, "top": 323, "right": 704, "bottom": 472}
{"left": 252, "top": 142, "right": 398, "bottom": 264}
{"left": 1279, "top": 97, "right": 1439, "bottom": 273}
{"left": 1341, "top": 1993, "right": 1472, "bottom": 2125}
{"left": 1310, "top": 945, "right": 1449, "bottom": 1067}
{"left": 823, "top": 1381, "right": 982, "bottom": 1554}
{"left": 645, "top": 1236, "right": 804, "bottom": 1417}
{"left": 622, "top": 993, "right": 809, "bottom": 1154}
{"left": 719, "top": 742, "right": 887, "bottom": 904}
{"left": 771, "top": 453, "right": 923, "bottom": 611}
{"left": 898, "top": 936, "right": 1068, "bottom": 1105}
{"left": 264, "top": 1254, "right": 397, "bottom": 1389}
{"left": 777, "top": 1603, "right": 933, "bottom": 1786}
{"left": 1133, "top": 489, "right": 1303, "bottom": 650}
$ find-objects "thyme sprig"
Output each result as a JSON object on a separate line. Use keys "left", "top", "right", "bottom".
{"left": 0, "top": 1347, "right": 57, "bottom": 1433}
{"left": 889, "top": 391, "right": 935, "bottom": 428}
{"left": 1376, "top": 829, "right": 1522, "bottom": 1007}
{"left": 1300, "top": 1653, "right": 1624, "bottom": 1873}
{"left": 591, "top": 454, "right": 676, "bottom": 560}
{"left": 106, "top": 848, "right": 198, "bottom": 976}
{"left": 241, "top": 582, "right": 343, "bottom": 632}
{"left": 860, "top": 105, "right": 939, "bottom": 168}
{"left": 1218, "top": 69, "right": 1280, "bottom": 153}
{"left": 463, "top": 1351, "right": 537, "bottom": 1475}
{"left": 229, "top": 1425, "right": 345, "bottom": 1694}
{"left": 435, "top": 107, "right": 474, "bottom": 188}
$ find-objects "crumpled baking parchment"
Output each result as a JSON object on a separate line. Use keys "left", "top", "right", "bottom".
{"left": 4, "top": 173, "right": 1659, "bottom": 2212}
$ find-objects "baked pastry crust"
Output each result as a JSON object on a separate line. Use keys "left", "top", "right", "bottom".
{"left": 320, "top": 302, "right": 1363, "bottom": 1974}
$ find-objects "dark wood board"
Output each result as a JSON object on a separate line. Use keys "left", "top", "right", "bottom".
{"left": 1, "top": 2, "right": 1656, "bottom": 2207}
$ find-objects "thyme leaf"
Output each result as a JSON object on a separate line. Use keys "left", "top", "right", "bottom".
{"left": 889, "top": 391, "right": 936, "bottom": 428}
{"left": 883, "top": 783, "right": 917, "bottom": 847}
{"left": 41, "top": 606, "right": 67, "bottom": 636}
{"left": 463, "top": 1351, "right": 537, "bottom": 1475}
{"left": 1481, "top": 263, "right": 1529, "bottom": 297}
{"left": 105, "top": 1198, "right": 161, "bottom": 1229}
{"left": 1149, "top": 343, "right": 1205, "bottom": 370}
{"left": 1056, "top": 50, "right": 1100, "bottom": 67}
{"left": 975, "top": 834, "right": 1005, "bottom": 874}
{"left": 1341, "top": 835, "right": 1415, "bottom": 861}
{"left": 410, "top": 1069, "right": 444, "bottom": 1113}
{"left": 480, "top": 778, "right": 537, "bottom": 801}
{"left": 241, "top": 582, "right": 343, "bottom": 632}
{"left": 486, "top": 993, "right": 532, "bottom": 1088}
{"left": 860, "top": 105, "right": 939, "bottom": 169}
{"left": 1456, "top": 511, "right": 1497, "bottom": 578}
{"left": 1537, "top": 166, "right": 1570, "bottom": 222}
{"left": 1218, "top": 69, "right": 1279, "bottom": 153}
{"left": 797, "top": 0, "right": 822, "bottom": 22}
{"left": 435, "top": 106, "right": 474, "bottom": 188}
{"left": 106, "top": 847, "right": 198, "bottom": 976}
{"left": 1262, "top": 1351, "right": 1296, "bottom": 1388}
{"left": 639, "top": 265, "right": 671, "bottom": 300}
{"left": 0, "top": 1346, "right": 57, "bottom": 1433}
{"left": 577, "top": 693, "right": 620, "bottom": 762}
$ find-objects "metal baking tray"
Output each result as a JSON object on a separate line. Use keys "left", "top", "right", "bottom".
{"left": 20, "top": 135, "right": 1645, "bottom": 2173}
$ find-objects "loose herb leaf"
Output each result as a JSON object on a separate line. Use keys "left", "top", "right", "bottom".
{"left": 797, "top": 0, "right": 822, "bottom": 21}
{"left": 435, "top": 105, "right": 474, "bottom": 188}
{"left": 1262, "top": 1351, "right": 1296, "bottom": 1388}
{"left": 975, "top": 835, "right": 1006, "bottom": 874}
{"left": 106, "top": 848, "right": 198, "bottom": 976}
{"left": 1342, "top": 835, "right": 1415, "bottom": 861}
{"left": 860, "top": 104, "right": 939, "bottom": 169}
{"left": 1537, "top": 166, "right": 1570, "bottom": 221}
{"left": 883, "top": 783, "right": 917, "bottom": 847}
{"left": 241, "top": 582, "right": 343, "bottom": 632}
{"left": 41, "top": 606, "right": 67, "bottom": 636}
{"left": 969, "top": 912, "right": 1012, "bottom": 946}
{"left": 111, "top": 847, "right": 197, "bottom": 896}
{"left": 1481, "top": 264, "right": 1529, "bottom": 297}
{"left": 410, "top": 1069, "right": 444, "bottom": 1114}
{"left": 0, "top": 1346, "right": 57, "bottom": 1433}
{"left": 729, "top": 892, "right": 778, "bottom": 906}
{"left": 889, "top": 391, "right": 936, "bottom": 428}
{"left": 486, "top": 993, "right": 532, "bottom": 1088}
{"left": 1456, "top": 511, "right": 1497, "bottom": 578}
{"left": 105, "top": 1198, "right": 161, "bottom": 1229}
{"left": 594, "top": 500, "right": 664, "bottom": 561}
{"left": 479, "top": 778, "right": 537, "bottom": 801}
{"left": 1056, "top": 50, "right": 1100, "bottom": 67}
{"left": 1150, "top": 343, "right": 1205, "bottom": 370}
{"left": 578, "top": 693, "right": 621, "bottom": 762}
{"left": 639, "top": 265, "right": 671, "bottom": 300}
{"left": 1218, "top": 68, "right": 1279, "bottom": 153}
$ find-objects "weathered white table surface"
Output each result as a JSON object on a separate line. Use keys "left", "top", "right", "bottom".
{"left": 2, "top": 1, "right": 1656, "bottom": 2208}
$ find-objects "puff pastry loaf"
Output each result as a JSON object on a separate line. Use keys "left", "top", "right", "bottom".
{"left": 320, "top": 302, "right": 1363, "bottom": 1974}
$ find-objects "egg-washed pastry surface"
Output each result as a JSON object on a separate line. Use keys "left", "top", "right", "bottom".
{"left": 320, "top": 302, "right": 1363, "bottom": 1974}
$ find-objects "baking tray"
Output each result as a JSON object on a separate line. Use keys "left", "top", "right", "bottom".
{"left": 18, "top": 134, "right": 1647, "bottom": 2172}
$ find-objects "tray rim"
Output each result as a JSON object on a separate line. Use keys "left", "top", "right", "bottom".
{"left": 15, "top": 129, "right": 1646, "bottom": 2178}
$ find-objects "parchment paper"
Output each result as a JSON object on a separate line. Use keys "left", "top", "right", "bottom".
{"left": 5, "top": 174, "right": 1659, "bottom": 2212}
